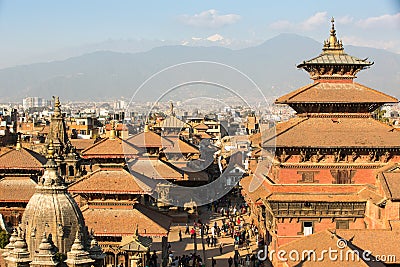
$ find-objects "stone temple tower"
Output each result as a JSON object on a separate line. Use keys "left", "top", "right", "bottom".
{"left": 45, "top": 96, "right": 81, "bottom": 180}
{"left": 46, "top": 96, "right": 69, "bottom": 155}
{"left": 20, "top": 140, "right": 88, "bottom": 255}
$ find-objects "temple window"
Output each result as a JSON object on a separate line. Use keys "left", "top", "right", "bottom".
{"left": 302, "top": 221, "right": 313, "bottom": 236}
{"left": 336, "top": 220, "right": 349, "bottom": 229}
{"left": 331, "top": 170, "right": 356, "bottom": 184}
{"left": 297, "top": 171, "right": 319, "bottom": 183}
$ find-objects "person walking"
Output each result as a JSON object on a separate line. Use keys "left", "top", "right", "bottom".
{"left": 228, "top": 257, "right": 233, "bottom": 267}
{"left": 185, "top": 224, "right": 190, "bottom": 235}
{"left": 190, "top": 228, "right": 196, "bottom": 239}
{"left": 211, "top": 257, "right": 216, "bottom": 267}
{"left": 179, "top": 229, "right": 182, "bottom": 241}
{"left": 219, "top": 243, "right": 223, "bottom": 255}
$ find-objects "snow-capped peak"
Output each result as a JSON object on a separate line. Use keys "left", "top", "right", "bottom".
{"left": 206, "top": 34, "right": 224, "bottom": 42}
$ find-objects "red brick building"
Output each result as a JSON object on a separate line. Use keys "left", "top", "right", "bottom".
{"left": 241, "top": 19, "right": 400, "bottom": 266}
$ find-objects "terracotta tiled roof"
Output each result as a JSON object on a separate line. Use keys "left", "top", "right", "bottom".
{"left": 277, "top": 229, "right": 394, "bottom": 266}
{"left": 299, "top": 53, "right": 372, "bottom": 66}
{"left": 155, "top": 116, "right": 189, "bottom": 129}
{"left": 126, "top": 131, "right": 172, "bottom": 148}
{"left": 120, "top": 235, "right": 152, "bottom": 252}
{"left": 163, "top": 136, "right": 199, "bottom": 154}
{"left": 0, "top": 147, "right": 12, "bottom": 155}
{"left": 0, "top": 177, "right": 37, "bottom": 202}
{"left": 194, "top": 132, "right": 212, "bottom": 139}
{"left": 357, "top": 187, "right": 385, "bottom": 204}
{"left": 68, "top": 168, "right": 152, "bottom": 194}
{"left": 70, "top": 139, "right": 96, "bottom": 151}
{"left": 378, "top": 164, "right": 400, "bottom": 200}
{"left": 240, "top": 175, "right": 271, "bottom": 205}
{"left": 81, "top": 137, "right": 139, "bottom": 159}
{"left": 128, "top": 159, "right": 183, "bottom": 180}
{"left": 275, "top": 82, "right": 398, "bottom": 104}
{"left": 0, "top": 147, "right": 46, "bottom": 170}
{"left": 335, "top": 229, "right": 400, "bottom": 264}
{"left": 194, "top": 123, "right": 208, "bottom": 130}
{"left": 241, "top": 173, "right": 368, "bottom": 204}
{"left": 249, "top": 132, "right": 261, "bottom": 147}
{"left": 83, "top": 203, "right": 171, "bottom": 237}
{"left": 263, "top": 117, "right": 400, "bottom": 148}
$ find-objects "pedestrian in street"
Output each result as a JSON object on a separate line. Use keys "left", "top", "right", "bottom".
{"left": 234, "top": 250, "right": 240, "bottom": 263}
{"left": 185, "top": 224, "right": 189, "bottom": 235}
{"left": 219, "top": 243, "right": 223, "bottom": 255}
{"left": 245, "top": 254, "right": 250, "bottom": 267}
{"left": 190, "top": 228, "right": 195, "bottom": 239}
{"left": 211, "top": 257, "right": 216, "bottom": 267}
{"left": 206, "top": 236, "right": 210, "bottom": 247}
{"left": 228, "top": 257, "right": 233, "bottom": 267}
{"left": 250, "top": 254, "right": 256, "bottom": 267}
{"left": 179, "top": 229, "right": 182, "bottom": 241}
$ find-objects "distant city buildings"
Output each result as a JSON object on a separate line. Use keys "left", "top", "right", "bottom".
{"left": 22, "top": 97, "right": 51, "bottom": 110}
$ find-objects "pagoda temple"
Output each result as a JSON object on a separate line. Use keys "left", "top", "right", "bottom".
{"left": 241, "top": 18, "right": 400, "bottom": 265}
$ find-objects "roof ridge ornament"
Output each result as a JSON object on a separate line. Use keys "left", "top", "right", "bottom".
{"left": 144, "top": 122, "right": 150, "bottom": 132}
{"left": 16, "top": 133, "right": 22, "bottom": 151}
{"left": 109, "top": 120, "right": 116, "bottom": 139}
{"left": 297, "top": 16, "right": 373, "bottom": 81}
{"left": 47, "top": 140, "right": 55, "bottom": 159}
{"left": 323, "top": 17, "right": 344, "bottom": 53}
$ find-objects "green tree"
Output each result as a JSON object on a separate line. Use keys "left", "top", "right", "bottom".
{"left": 373, "top": 107, "right": 389, "bottom": 123}
{"left": 0, "top": 229, "right": 10, "bottom": 249}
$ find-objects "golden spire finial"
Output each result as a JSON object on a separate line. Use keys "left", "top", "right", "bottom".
{"left": 16, "top": 133, "right": 22, "bottom": 151}
{"left": 322, "top": 16, "right": 343, "bottom": 53}
{"left": 47, "top": 140, "right": 55, "bottom": 159}
{"left": 329, "top": 17, "right": 337, "bottom": 47}
{"left": 144, "top": 123, "right": 150, "bottom": 132}
{"left": 109, "top": 120, "right": 116, "bottom": 139}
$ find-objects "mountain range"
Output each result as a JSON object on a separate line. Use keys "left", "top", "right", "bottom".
{"left": 0, "top": 33, "right": 399, "bottom": 103}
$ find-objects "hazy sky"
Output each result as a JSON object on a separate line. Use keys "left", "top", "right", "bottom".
{"left": 0, "top": 0, "right": 399, "bottom": 68}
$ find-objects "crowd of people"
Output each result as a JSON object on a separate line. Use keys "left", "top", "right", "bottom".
{"left": 162, "top": 198, "right": 266, "bottom": 267}
{"left": 168, "top": 253, "right": 204, "bottom": 267}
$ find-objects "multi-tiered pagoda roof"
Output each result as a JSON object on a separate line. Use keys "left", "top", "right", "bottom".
{"left": 265, "top": 18, "right": 400, "bottom": 151}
